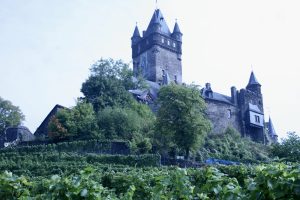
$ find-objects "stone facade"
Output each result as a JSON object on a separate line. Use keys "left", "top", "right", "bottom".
{"left": 131, "top": 9, "right": 182, "bottom": 84}
{"left": 131, "top": 9, "right": 277, "bottom": 144}
{"left": 205, "top": 100, "right": 241, "bottom": 135}
{"left": 201, "top": 80, "right": 266, "bottom": 143}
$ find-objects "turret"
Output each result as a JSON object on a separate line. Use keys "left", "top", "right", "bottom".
{"left": 172, "top": 21, "right": 182, "bottom": 42}
{"left": 268, "top": 116, "right": 278, "bottom": 143}
{"left": 131, "top": 25, "right": 141, "bottom": 45}
{"left": 246, "top": 71, "right": 261, "bottom": 94}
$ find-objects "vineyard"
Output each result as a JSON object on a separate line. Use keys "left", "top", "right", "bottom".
{"left": 1, "top": 163, "right": 299, "bottom": 199}
{"left": 0, "top": 141, "right": 299, "bottom": 199}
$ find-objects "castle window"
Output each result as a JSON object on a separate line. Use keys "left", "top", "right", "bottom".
{"left": 167, "top": 40, "right": 170, "bottom": 45}
{"left": 227, "top": 109, "right": 231, "bottom": 119}
{"left": 173, "top": 42, "right": 176, "bottom": 47}
{"left": 255, "top": 115, "right": 260, "bottom": 123}
{"left": 161, "top": 38, "right": 165, "bottom": 43}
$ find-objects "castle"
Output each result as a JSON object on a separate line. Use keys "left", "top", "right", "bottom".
{"left": 130, "top": 9, "right": 278, "bottom": 144}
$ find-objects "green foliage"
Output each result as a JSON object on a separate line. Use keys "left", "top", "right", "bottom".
{"left": 0, "top": 96, "right": 25, "bottom": 135}
{"left": 48, "top": 116, "right": 69, "bottom": 140}
{"left": 198, "top": 127, "right": 271, "bottom": 163}
{"left": 246, "top": 163, "right": 300, "bottom": 199}
{"left": 271, "top": 132, "right": 300, "bottom": 162}
{"left": 81, "top": 58, "right": 136, "bottom": 112}
{"left": 48, "top": 101, "right": 100, "bottom": 140}
{"left": 97, "top": 106, "right": 154, "bottom": 141}
{"left": 155, "top": 84, "right": 211, "bottom": 158}
{"left": 37, "top": 168, "right": 117, "bottom": 199}
{"left": 0, "top": 149, "right": 161, "bottom": 177}
{"left": 0, "top": 171, "right": 31, "bottom": 199}
{"left": 1, "top": 163, "right": 299, "bottom": 199}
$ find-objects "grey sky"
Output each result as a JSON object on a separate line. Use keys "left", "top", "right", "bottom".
{"left": 0, "top": 0, "right": 299, "bottom": 139}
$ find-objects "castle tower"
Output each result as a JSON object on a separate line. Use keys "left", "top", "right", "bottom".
{"left": 246, "top": 71, "right": 262, "bottom": 94}
{"left": 131, "top": 9, "right": 182, "bottom": 84}
{"left": 267, "top": 116, "right": 278, "bottom": 143}
{"left": 239, "top": 71, "right": 265, "bottom": 143}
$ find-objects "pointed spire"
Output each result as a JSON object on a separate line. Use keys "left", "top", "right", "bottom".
{"left": 132, "top": 24, "right": 141, "bottom": 38}
{"left": 145, "top": 9, "right": 171, "bottom": 36}
{"left": 247, "top": 71, "right": 261, "bottom": 86}
{"left": 173, "top": 21, "right": 182, "bottom": 34}
{"left": 268, "top": 116, "right": 278, "bottom": 137}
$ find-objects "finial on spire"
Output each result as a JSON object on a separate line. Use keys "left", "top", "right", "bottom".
{"left": 251, "top": 64, "right": 254, "bottom": 71}
{"left": 155, "top": 0, "right": 158, "bottom": 9}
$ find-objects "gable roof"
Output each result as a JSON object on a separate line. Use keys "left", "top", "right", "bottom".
{"left": 34, "top": 104, "right": 66, "bottom": 136}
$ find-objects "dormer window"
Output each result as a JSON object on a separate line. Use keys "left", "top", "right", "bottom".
{"left": 161, "top": 38, "right": 165, "bottom": 43}
{"left": 173, "top": 42, "right": 176, "bottom": 47}
{"left": 167, "top": 40, "right": 170, "bottom": 45}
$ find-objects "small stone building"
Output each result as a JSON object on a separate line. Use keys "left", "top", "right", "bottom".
{"left": 0, "top": 126, "right": 35, "bottom": 148}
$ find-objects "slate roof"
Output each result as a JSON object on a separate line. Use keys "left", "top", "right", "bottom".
{"left": 201, "top": 87, "right": 233, "bottom": 105}
{"left": 132, "top": 25, "right": 141, "bottom": 38}
{"left": 129, "top": 78, "right": 160, "bottom": 102}
{"left": 145, "top": 9, "right": 171, "bottom": 37}
{"left": 247, "top": 71, "right": 261, "bottom": 87}
{"left": 248, "top": 103, "right": 263, "bottom": 114}
{"left": 172, "top": 22, "right": 182, "bottom": 34}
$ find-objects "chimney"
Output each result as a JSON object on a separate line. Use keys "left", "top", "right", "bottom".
{"left": 231, "top": 86, "right": 237, "bottom": 105}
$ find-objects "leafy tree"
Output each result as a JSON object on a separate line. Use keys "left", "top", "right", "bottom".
{"left": 271, "top": 132, "right": 300, "bottom": 162}
{"left": 0, "top": 97, "right": 25, "bottom": 135}
{"left": 48, "top": 116, "right": 68, "bottom": 141}
{"left": 48, "top": 101, "right": 100, "bottom": 140}
{"left": 155, "top": 84, "right": 211, "bottom": 159}
{"left": 81, "top": 58, "right": 136, "bottom": 112}
{"left": 97, "top": 102, "right": 155, "bottom": 141}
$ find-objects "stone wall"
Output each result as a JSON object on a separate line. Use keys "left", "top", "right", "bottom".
{"left": 154, "top": 45, "right": 182, "bottom": 83}
{"left": 205, "top": 100, "right": 241, "bottom": 134}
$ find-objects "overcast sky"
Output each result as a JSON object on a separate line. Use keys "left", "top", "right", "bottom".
{"left": 1, "top": 0, "right": 299, "bottom": 139}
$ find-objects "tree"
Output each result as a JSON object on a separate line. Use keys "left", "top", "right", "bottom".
{"left": 271, "top": 132, "right": 300, "bottom": 162}
{"left": 97, "top": 102, "right": 155, "bottom": 141}
{"left": 155, "top": 84, "right": 211, "bottom": 159}
{"left": 0, "top": 97, "right": 25, "bottom": 135}
{"left": 48, "top": 101, "right": 100, "bottom": 140}
{"left": 81, "top": 58, "right": 136, "bottom": 112}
